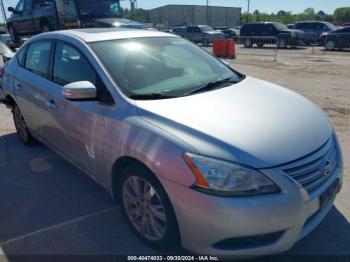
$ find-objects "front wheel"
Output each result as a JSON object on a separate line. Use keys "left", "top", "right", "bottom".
{"left": 277, "top": 38, "right": 287, "bottom": 49}
{"left": 13, "top": 104, "right": 35, "bottom": 145}
{"left": 325, "top": 40, "right": 336, "bottom": 51}
{"left": 118, "top": 164, "right": 180, "bottom": 249}
{"left": 41, "top": 22, "right": 51, "bottom": 33}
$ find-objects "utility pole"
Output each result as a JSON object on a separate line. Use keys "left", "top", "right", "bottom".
{"left": 0, "top": 0, "right": 7, "bottom": 26}
{"left": 246, "top": 0, "right": 250, "bottom": 23}
{"left": 206, "top": 0, "right": 209, "bottom": 25}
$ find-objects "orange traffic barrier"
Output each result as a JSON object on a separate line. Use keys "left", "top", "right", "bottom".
{"left": 213, "top": 39, "right": 236, "bottom": 59}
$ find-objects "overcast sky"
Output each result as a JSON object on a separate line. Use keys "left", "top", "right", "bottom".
{"left": 121, "top": 0, "right": 349, "bottom": 14}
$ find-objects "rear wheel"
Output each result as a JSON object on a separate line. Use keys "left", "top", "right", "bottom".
{"left": 277, "top": 38, "right": 287, "bottom": 48}
{"left": 244, "top": 38, "right": 253, "bottom": 48}
{"left": 13, "top": 104, "right": 35, "bottom": 145}
{"left": 118, "top": 163, "right": 180, "bottom": 249}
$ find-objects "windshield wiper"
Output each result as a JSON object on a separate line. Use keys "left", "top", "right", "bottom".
{"left": 184, "top": 77, "right": 239, "bottom": 96}
{"left": 128, "top": 93, "right": 178, "bottom": 100}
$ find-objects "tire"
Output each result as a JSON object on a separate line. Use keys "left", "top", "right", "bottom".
{"left": 12, "top": 104, "right": 35, "bottom": 145}
{"left": 325, "top": 40, "right": 336, "bottom": 51}
{"left": 118, "top": 163, "right": 180, "bottom": 249}
{"left": 202, "top": 38, "right": 210, "bottom": 47}
{"left": 277, "top": 38, "right": 287, "bottom": 49}
{"left": 8, "top": 25, "right": 18, "bottom": 42}
{"left": 41, "top": 22, "right": 51, "bottom": 33}
{"left": 257, "top": 43, "right": 264, "bottom": 48}
{"left": 244, "top": 38, "right": 253, "bottom": 48}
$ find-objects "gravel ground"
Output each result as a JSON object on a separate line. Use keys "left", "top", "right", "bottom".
{"left": 0, "top": 47, "right": 349, "bottom": 259}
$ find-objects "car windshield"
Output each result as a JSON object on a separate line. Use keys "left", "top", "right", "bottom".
{"left": 75, "top": 0, "right": 123, "bottom": 18}
{"left": 199, "top": 25, "right": 215, "bottom": 32}
{"left": 90, "top": 37, "right": 243, "bottom": 98}
{"left": 273, "top": 23, "right": 288, "bottom": 31}
{"left": 325, "top": 22, "right": 336, "bottom": 30}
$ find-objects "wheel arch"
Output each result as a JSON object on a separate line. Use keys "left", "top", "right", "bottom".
{"left": 111, "top": 156, "right": 157, "bottom": 201}
{"left": 3, "top": 94, "right": 17, "bottom": 109}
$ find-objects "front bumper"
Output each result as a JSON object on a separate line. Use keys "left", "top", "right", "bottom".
{"left": 159, "top": 163, "right": 343, "bottom": 256}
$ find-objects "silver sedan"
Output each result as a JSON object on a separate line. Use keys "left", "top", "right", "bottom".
{"left": 0, "top": 28, "right": 343, "bottom": 256}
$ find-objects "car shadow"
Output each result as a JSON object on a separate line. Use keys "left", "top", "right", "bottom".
{"left": 0, "top": 132, "right": 173, "bottom": 256}
{"left": 0, "top": 132, "right": 349, "bottom": 257}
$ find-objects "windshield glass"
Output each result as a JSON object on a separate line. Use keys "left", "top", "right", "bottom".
{"left": 75, "top": 0, "right": 123, "bottom": 18}
{"left": 325, "top": 22, "right": 336, "bottom": 30}
{"left": 90, "top": 37, "right": 242, "bottom": 98}
{"left": 273, "top": 23, "right": 288, "bottom": 31}
{"left": 199, "top": 25, "right": 215, "bottom": 32}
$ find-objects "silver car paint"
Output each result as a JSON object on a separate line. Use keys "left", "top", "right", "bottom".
{"left": 1, "top": 29, "right": 343, "bottom": 256}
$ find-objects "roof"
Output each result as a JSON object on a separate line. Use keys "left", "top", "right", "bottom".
{"left": 43, "top": 28, "right": 177, "bottom": 43}
{"left": 150, "top": 4, "right": 241, "bottom": 11}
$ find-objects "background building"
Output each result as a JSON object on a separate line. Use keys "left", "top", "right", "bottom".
{"left": 149, "top": 5, "right": 241, "bottom": 28}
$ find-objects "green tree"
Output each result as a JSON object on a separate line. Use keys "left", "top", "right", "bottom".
{"left": 333, "top": 7, "right": 350, "bottom": 24}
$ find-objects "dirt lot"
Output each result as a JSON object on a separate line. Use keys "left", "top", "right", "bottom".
{"left": 0, "top": 47, "right": 349, "bottom": 258}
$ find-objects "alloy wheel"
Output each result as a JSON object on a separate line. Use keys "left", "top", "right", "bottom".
{"left": 122, "top": 176, "right": 167, "bottom": 241}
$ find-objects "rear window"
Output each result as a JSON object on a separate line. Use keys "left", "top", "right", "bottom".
{"left": 16, "top": 46, "right": 26, "bottom": 67}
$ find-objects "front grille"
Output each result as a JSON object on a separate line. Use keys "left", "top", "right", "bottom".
{"left": 283, "top": 136, "right": 339, "bottom": 194}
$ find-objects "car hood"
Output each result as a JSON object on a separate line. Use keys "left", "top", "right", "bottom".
{"left": 135, "top": 76, "right": 332, "bottom": 168}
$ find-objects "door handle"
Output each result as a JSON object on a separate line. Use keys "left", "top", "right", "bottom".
{"left": 45, "top": 99, "right": 57, "bottom": 110}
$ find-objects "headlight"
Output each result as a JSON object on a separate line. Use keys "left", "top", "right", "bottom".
{"left": 184, "top": 153, "right": 280, "bottom": 196}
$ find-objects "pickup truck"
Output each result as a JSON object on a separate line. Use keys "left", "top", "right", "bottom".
{"left": 6, "top": 0, "right": 143, "bottom": 42}
{"left": 177, "top": 25, "right": 225, "bottom": 46}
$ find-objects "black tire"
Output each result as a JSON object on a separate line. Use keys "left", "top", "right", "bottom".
{"left": 277, "top": 38, "right": 287, "bottom": 49}
{"left": 325, "top": 40, "right": 336, "bottom": 51}
{"left": 12, "top": 104, "right": 35, "bottom": 145}
{"left": 8, "top": 25, "right": 18, "bottom": 42}
{"left": 117, "top": 163, "right": 180, "bottom": 250}
{"left": 244, "top": 38, "right": 253, "bottom": 48}
{"left": 202, "top": 38, "right": 210, "bottom": 47}
{"left": 41, "top": 22, "right": 51, "bottom": 33}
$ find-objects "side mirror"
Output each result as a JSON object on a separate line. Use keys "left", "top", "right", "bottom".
{"left": 8, "top": 7, "right": 15, "bottom": 12}
{"left": 62, "top": 81, "right": 97, "bottom": 101}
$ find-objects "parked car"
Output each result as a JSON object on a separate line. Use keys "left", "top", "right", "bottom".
{"left": 6, "top": 0, "right": 142, "bottom": 42}
{"left": 286, "top": 23, "right": 295, "bottom": 29}
{"left": 320, "top": 26, "right": 350, "bottom": 50}
{"left": 0, "top": 28, "right": 343, "bottom": 256}
{"left": 171, "top": 26, "right": 186, "bottom": 35}
{"left": 240, "top": 22, "right": 305, "bottom": 48}
{"left": 294, "top": 21, "right": 336, "bottom": 45}
{"left": 178, "top": 25, "right": 225, "bottom": 45}
{"left": 217, "top": 28, "right": 239, "bottom": 38}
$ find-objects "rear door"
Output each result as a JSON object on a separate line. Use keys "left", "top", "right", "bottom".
{"left": 44, "top": 41, "right": 112, "bottom": 180}
{"left": 14, "top": 40, "right": 53, "bottom": 135}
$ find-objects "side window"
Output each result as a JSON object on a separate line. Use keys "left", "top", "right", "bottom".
{"left": 186, "top": 27, "right": 193, "bottom": 32}
{"left": 33, "top": 0, "right": 53, "bottom": 9}
{"left": 194, "top": 27, "right": 201, "bottom": 33}
{"left": 15, "top": 0, "right": 24, "bottom": 12}
{"left": 64, "top": 0, "right": 78, "bottom": 18}
{"left": 25, "top": 41, "right": 51, "bottom": 78}
{"left": 53, "top": 43, "right": 97, "bottom": 86}
{"left": 16, "top": 46, "right": 27, "bottom": 67}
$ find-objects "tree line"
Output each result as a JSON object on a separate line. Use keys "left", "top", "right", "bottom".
{"left": 124, "top": 7, "right": 350, "bottom": 26}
